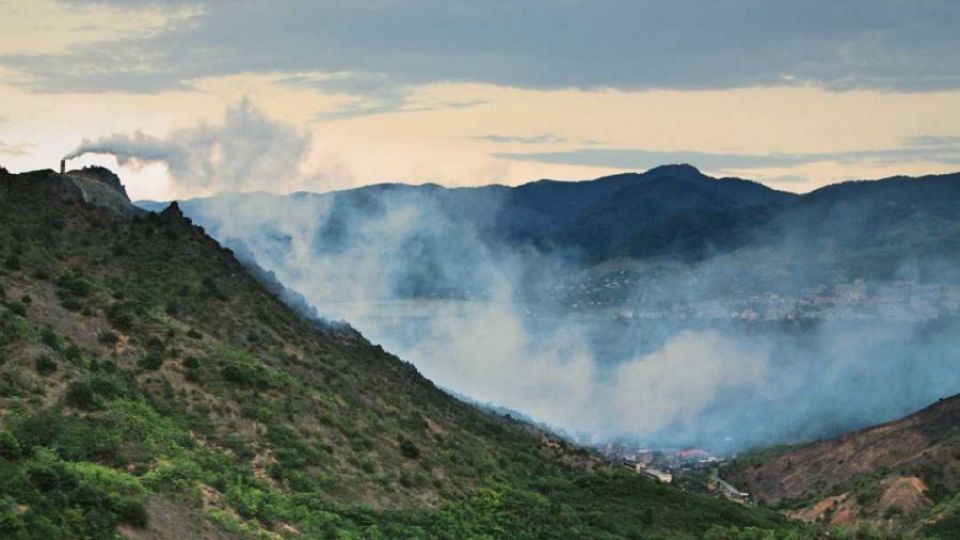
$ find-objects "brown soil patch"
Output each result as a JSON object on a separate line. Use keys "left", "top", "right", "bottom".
{"left": 877, "top": 476, "right": 932, "bottom": 517}
{"left": 119, "top": 495, "right": 239, "bottom": 540}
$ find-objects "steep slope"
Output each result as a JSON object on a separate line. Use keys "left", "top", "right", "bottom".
{"left": 723, "top": 394, "right": 960, "bottom": 534}
{"left": 0, "top": 167, "right": 794, "bottom": 538}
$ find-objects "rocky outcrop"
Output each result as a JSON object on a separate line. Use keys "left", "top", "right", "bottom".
{"left": 63, "top": 166, "right": 142, "bottom": 217}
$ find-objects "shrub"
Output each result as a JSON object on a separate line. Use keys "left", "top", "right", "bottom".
{"left": 220, "top": 361, "right": 270, "bottom": 389}
{"left": 399, "top": 470, "right": 428, "bottom": 488}
{"left": 399, "top": 437, "right": 421, "bottom": 460}
{"left": 183, "top": 357, "right": 200, "bottom": 369}
{"left": 140, "top": 352, "right": 164, "bottom": 371}
{"left": 41, "top": 327, "right": 61, "bottom": 351}
{"left": 87, "top": 375, "right": 127, "bottom": 401}
{"left": 221, "top": 365, "right": 250, "bottom": 386}
{"left": 201, "top": 276, "right": 228, "bottom": 301}
{"left": 145, "top": 336, "right": 165, "bottom": 351}
{"left": 34, "top": 355, "right": 58, "bottom": 376}
{"left": 0, "top": 431, "right": 21, "bottom": 459}
{"left": 98, "top": 331, "right": 119, "bottom": 345}
{"left": 106, "top": 302, "right": 137, "bottom": 331}
{"left": 119, "top": 499, "right": 149, "bottom": 528}
{"left": 3, "top": 255, "right": 21, "bottom": 271}
{"left": 186, "top": 329, "right": 203, "bottom": 340}
{"left": 10, "top": 412, "right": 63, "bottom": 449}
{"left": 56, "top": 273, "right": 92, "bottom": 297}
{"left": 7, "top": 301, "right": 26, "bottom": 317}
{"left": 165, "top": 301, "right": 181, "bottom": 316}
{"left": 65, "top": 382, "right": 98, "bottom": 410}
{"left": 65, "top": 344, "right": 83, "bottom": 362}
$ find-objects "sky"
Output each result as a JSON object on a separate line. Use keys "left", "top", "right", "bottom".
{"left": 0, "top": 0, "right": 959, "bottom": 201}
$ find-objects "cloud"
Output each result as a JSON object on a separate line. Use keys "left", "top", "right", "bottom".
{"left": 4, "top": 1, "right": 960, "bottom": 93}
{"left": 64, "top": 99, "right": 312, "bottom": 192}
{"left": 0, "top": 141, "right": 32, "bottom": 156}
{"left": 496, "top": 138, "right": 960, "bottom": 172}
{"left": 906, "top": 135, "right": 960, "bottom": 147}
{"left": 279, "top": 73, "right": 486, "bottom": 121}
{"left": 314, "top": 98, "right": 486, "bottom": 122}
{"left": 477, "top": 134, "right": 569, "bottom": 145}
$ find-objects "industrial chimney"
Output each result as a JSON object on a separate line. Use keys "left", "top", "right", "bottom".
{"left": 60, "top": 159, "right": 66, "bottom": 175}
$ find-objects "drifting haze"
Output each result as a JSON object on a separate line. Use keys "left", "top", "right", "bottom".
{"left": 149, "top": 185, "right": 960, "bottom": 454}
{"left": 160, "top": 190, "right": 784, "bottom": 447}
{"left": 81, "top": 103, "right": 960, "bottom": 453}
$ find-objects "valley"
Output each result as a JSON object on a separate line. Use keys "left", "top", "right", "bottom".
{"left": 2, "top": 164, "right": 959, "bottom": 538}
{"left": 0, "top": 166, "right": 806, "bottom": 538}
{"left": 143, "top": 166, "right": 960, "bottom": 458}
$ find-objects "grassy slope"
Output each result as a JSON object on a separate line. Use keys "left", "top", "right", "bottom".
{"left": 0, "top": 169, "right": 799, "bottom": 538}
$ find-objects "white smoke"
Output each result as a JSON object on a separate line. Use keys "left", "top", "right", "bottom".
{"left": 65, "top": 99, "right": 311, "bottom": 193}
{"left": 608, "top": 332, "right": 768, "bottom": 438}
{"left": 180, "top": 180, "right": 960, "bottom": 453}
{"left": 183, "top": 187, "right": 781, "bottom": 445}
{"left": 72, "top": 102, "right": 960, "bottom": 453}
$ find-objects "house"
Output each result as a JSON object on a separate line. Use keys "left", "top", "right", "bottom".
{"left": 639, "top": 467, "right": 673, "bottom": 484}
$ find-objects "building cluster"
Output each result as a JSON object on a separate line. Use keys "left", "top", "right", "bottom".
{"left": 685, "top": 280, "right": 960, "bottom": 322}
{"left": 596, "top": 442, "right": 754, "bottom": 503}
{"left": 597, "top": 443, "right": 720, "bottom": 485}
{"left": 537, "top": 275, "right": 960, "bottom": 323}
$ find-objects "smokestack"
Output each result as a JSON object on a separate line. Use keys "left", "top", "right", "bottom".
{"left": 60, "top": 159, "right": 65, "bottom": 175}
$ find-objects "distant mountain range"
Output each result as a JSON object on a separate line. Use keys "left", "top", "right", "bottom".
{"left": 139, "top": 165, "right": 960, "bottom": 294}
{"left": 139, "top": 164, "right": 796, "bottom": 260}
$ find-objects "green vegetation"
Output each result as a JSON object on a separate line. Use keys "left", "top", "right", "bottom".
{"left": 922, "top": 493, "right": 960, "bottom": 538}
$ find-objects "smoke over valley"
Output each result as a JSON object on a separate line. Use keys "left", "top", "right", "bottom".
{"left": 71, "top": 107, "right": 960, "bottom": 455}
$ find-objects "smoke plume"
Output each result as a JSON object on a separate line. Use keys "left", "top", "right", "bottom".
{"left": 83, "top": 104, "right": 960, "bottom": 453}
{"left": 65, "top": 100, "right": 311, "bottom": 193}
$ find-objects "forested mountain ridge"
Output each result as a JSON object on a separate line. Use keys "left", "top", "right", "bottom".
{"left": 140, "top": 167, "right": 960, "bottom": 285}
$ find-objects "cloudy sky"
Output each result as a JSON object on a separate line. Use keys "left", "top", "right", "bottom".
{"left": 0, "top": 0, "right": 959, "bottom": 200}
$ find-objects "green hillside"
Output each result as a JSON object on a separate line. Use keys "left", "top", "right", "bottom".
{"left": 0, "top": 168, "right": 807, "bottom": 538}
